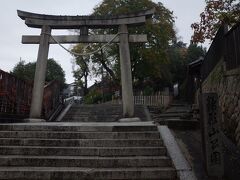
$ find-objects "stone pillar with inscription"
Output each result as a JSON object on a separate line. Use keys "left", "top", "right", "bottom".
{"left": 199, "top": 93, "right": 224, "bottom": 178}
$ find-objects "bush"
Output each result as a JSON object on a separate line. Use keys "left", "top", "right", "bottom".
{"left": 83, "top": 90, "right": 102, "bottom": 104}
{"left": 143, "top": 86, "right": 154, "bottom": 96}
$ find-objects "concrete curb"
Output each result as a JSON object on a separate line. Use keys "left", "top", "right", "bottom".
{"left": 158, "top": 126, "right": 197, "bottom": 180}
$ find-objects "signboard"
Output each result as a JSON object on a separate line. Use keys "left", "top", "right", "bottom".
{"left": 200, "top": 93, "right": 224, "bottom": 177}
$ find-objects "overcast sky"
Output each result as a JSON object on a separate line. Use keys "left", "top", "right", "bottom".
{"left": 0, "top": 0, "right": 205, "bottom": 84}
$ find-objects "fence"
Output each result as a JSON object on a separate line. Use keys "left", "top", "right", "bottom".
{"left": 0, "top": 69, "right": 63, "bottom": 121}
{"left": 0, "top": 69, "right": 32, "bottom": 119}
{"left": 201, "top": 25, "right": 227, "bottom": 81}
{"left": 133, "top": 95, "right": 172, "bottom": 106}
{"left": 200, "top": 23, "right": 240, "bottom": 80}
{"left": 225, "top": 22, "right": 240, "bottom": 70}
{"left": 112, "top": 92, "right": 173, "bottom": 107}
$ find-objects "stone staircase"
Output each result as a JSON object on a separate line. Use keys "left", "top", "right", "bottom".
{"left": 0, "top": 122, "right": 177, "bottom": 179}
{"left": 149, "top": 103, "right": 199, "bottom": 129}
{"left": 62, "top": 104, "right": 149, "bottom": 122}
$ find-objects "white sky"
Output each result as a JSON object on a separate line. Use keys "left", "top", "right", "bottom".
{"left": 0, "top": 0, "right": 206, "bottom": 84}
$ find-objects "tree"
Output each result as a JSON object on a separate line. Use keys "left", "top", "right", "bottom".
{"left": 167, "top": 42, "right": 206, "bottom": 85}
{"left": 71, "top": 44, "right": 90, "bottom": 95}
{"left": 191, "top": 0, "right": 240, "bottom": 43}
{"left": 185, "top": 44, "right": 206, "bottom": 63}
{"left": 167, "top": 41, "right": 187, "bottom": 85}
{"left": 11, "top": 58, "right": 66, "bottom": 88}
{"left": 72, "top": 0, "right": 176, "bottom": 91}
{"left": 11, "top": 60, "right": 35, "bottom": 82}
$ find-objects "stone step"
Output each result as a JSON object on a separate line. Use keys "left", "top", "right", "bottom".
{"left": 0, "top": 166, "right": 177, "bottom": 179}
{"left": 0, "top": 124, "right": 157, "bottom": 132}
{"left": 69, "top": 104, "right": 144, "bottom": 108}
{"left": 62, "top": 117, "right": 120, "bottom": 122}
{"left": 0, "top": 146, "right": 167, "bottom": 156}
{"left": 65, "top": 109, "right": 122, "bottom": 112}
{"left": 0, "top": 155, "right": 172, "bottom": 168}
{"left": 64, "top": 106, "right": 143, "bottom": 114}
{"left": 0, "top": 138, "right": 163, "bottom": 147}
{"left": 62, "top": 104, "right": 149, "bottom": 122}
{"left": 156, "top": 119, "right": 199, "bottom": 129}
{"left": 63, "top": 114, "right": 120, "bottom": 118}
{"left": 0, "top": 121, "right": 176, "bottom": 179}
{"left": 170, "top": 103, "right": 189, "bottom": 107}
{"left": 62, "top": 114, "right": 145, "bottom": 120}
{"left": 68, "top": 109, "right": 142, "bottom": 112}
{"left": 164, "top": 110, "right": 191, "bottom": 114}
{"left": 66, "top": 109, "right": 144, "bottom": 113}
{"left": 156, "top": 113, "right": 191, "bottom": 119}
{"left": 0, "top": 131, "right": 160, "bottom": 139}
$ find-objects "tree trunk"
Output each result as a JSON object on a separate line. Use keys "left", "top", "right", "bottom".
{"left": 100, "top": 49, "right": 117, "bottom": 82}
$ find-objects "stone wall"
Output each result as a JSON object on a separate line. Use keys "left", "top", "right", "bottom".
{"left": 202, "top": 59, "right": 240, "bottom": 146}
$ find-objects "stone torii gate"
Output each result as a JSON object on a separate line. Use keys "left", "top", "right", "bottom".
{"left": 18, "top": 9, "right": 154, "bottom": 120}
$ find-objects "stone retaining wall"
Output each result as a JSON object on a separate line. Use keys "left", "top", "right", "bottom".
{"left": 202, "top": 59, "right": 240, "bottom": 147}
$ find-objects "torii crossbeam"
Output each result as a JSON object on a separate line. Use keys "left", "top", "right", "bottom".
{"left": 18, "top": 9, "right": 155, "bottom": 120}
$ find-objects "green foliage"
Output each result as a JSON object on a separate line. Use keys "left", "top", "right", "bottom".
{"left": 84, "top": 90, "right": 113, "bottom": 104}
{"left": 168, "top": 42, "right": 206, "bottom": 85}
{"left": 167, "top": 41, "right": 187, "bottom": 85}
{"left": 11, "top": 60, "right": 35, "bottom": 82}
{"left": 11, "top": 58, "right": 66, "bottom": 88}
{"left": 46, "top": 59, "right": 66, "bottom": 87}
{"left": 185, "top": 44, "right": 206, "bottom": 63}
{"left": 143, "top": 86, "right": 154, "bottom": 95}
{"left": 83, "top": 89, "right": 102, "bottom": 104}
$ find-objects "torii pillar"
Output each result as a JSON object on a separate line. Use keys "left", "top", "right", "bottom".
{"left": 119, "top": 24, "right": 134, "bottom": 117}
{"left": 30, "top": 25, "right": 51, "bottom": 119}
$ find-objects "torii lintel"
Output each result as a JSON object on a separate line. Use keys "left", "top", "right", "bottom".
{"left": 17, "top": 9, "right": 155, "bottom": 29}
